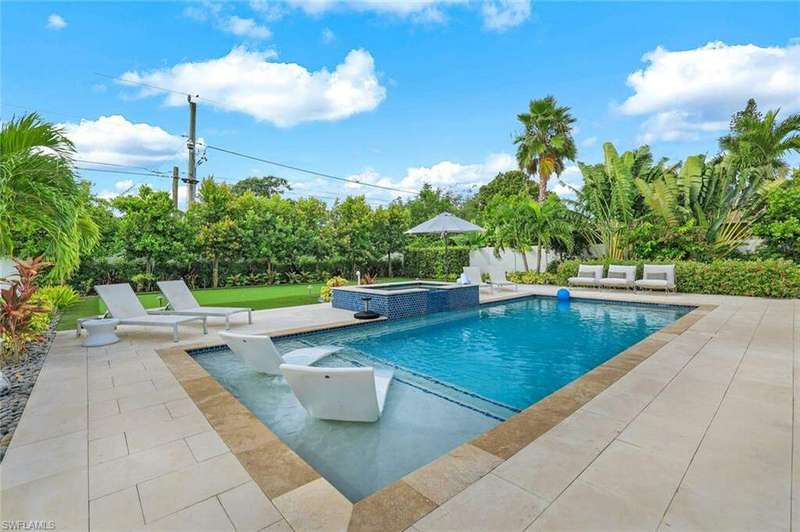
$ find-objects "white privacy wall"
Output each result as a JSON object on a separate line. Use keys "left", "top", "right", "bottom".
{"left": 468, "top": 246, "right": 556, "bottom": 273}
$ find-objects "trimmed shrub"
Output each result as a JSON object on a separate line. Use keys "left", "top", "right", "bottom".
{"left": 403, "top": 246, "right": 470, "bottom": 279}
{"left": 507, "top": 271, "right": 561, "bottom": 285}
{"left": 553, "top": 259, "right": 800, "bottom": 298}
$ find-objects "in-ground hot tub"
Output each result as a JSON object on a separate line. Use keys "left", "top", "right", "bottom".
{"left": 331, "top": 281, "right": 480, "bottom": 319}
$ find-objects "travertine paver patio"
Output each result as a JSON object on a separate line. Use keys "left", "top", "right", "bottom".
{"left": 0, "top": 287, "right": 797, "bottom": 531}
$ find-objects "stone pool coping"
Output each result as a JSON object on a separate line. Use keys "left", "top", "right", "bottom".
{"left": 156, "top": 298, "right": 715, "bottom": 531}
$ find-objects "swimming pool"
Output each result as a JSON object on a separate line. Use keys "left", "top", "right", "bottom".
{"left": 193, "top": 295, "right": 691, "bottom": 501}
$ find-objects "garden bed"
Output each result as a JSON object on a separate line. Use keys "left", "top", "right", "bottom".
{"left": 0, "top": 318, "right": 57, "bottom": 462}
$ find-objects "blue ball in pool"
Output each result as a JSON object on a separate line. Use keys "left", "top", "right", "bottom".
{"left": 556, "top": 288, "right": 571, "bottom": 301}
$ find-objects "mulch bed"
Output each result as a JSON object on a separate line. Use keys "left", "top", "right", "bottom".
{"left": 0, "top": 319, "right": 58, "bottom": 462}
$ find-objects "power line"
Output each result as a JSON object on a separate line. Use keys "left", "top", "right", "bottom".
{"left": 94, "top": 73, "right": 227, "bottom": 107}
{"left": 74, "top": 158, "right": 175, "bottom": 176}
{"left": 75, "top": 166, "right": 173, "bottom": 179}
{"left": 198, "top": 141, "right": 419, "bottom": 196}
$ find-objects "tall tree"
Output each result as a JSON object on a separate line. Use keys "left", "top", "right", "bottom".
{"left": 403, "top": 184, "right": 461, "bottom": 226}
{"left": 0, "top": 113, "right": 99, "bottom": 279}
{"left": 514, "top": 96, "right": 577, "bottom": 202}
{"left": 373, "top": 202, "right": 410, "bottom": 277}
{"left": 187, "top": 178, "right": 241, "bottom": 287}
{"left": 232, "top": 175, "right": 291, "bottom": 197}
{"left": 113, "top": 186, "right": 188, "bottom": 276}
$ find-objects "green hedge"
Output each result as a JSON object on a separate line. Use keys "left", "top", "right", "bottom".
{"left": 551, "top": 259, "right": 800, "bottom": 298}
{"left": 404, "top": 246, "right": 470, "bottom": 279}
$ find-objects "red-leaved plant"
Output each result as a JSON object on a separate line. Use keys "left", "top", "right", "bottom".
{"left": 0, "top": 256, "right": 51, "bottom": 360}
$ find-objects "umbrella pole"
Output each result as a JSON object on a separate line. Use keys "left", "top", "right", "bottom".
{"left": 444, "top": 232, "right": 448, "bottom": 280}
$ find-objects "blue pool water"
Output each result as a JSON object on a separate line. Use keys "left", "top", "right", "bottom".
{"left": 193, "top": 296, "right": 690, "bottom": 501}
{"left": 292, "top": 296, "right": 691, "bottom": 410}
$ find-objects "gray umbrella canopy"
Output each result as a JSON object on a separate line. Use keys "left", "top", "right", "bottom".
{"left": 405, "top": 213, "right": 484, "bottom": 278}
{"left": 405, "top": 213, "right": 484, "bottom": 235}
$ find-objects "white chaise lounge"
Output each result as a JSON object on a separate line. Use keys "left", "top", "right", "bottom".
{"left": 156, "top": 280, "right": 252, "bottom": 329}
{"left": 568, "top": 265, "right": 604, "bottom": 288}
{"left": 635, "top": 264, "right": 676, "bottom": 294}
{"left": 94, "top": 283, "right": 207, "bottom": 342}
{"left": 280, "top": 364, "right": 394, "bottom": 422}
{"left": 488, "top": 267, "right": 518, "bottom": 291}
{"left": 463, "top": 266, "right": 491, "bottom": 292}
{"left": 599, "top": 265, "right": 637, "bottom": 290}
{"left": 219, "top": 331, "right": 340, "bottom": 375}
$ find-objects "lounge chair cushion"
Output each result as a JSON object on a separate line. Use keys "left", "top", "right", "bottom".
{"left": 635, "top": 279, "right": 669, "bottom": 289}
{"left": 600, "top": 277, "right": 632, "bottom": 287}
{"left": 568, "top": 276, "right": 597, "bottom": 286}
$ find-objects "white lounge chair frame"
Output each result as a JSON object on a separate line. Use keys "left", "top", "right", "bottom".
{"left": 488, "top": 267, "right": 518, "bottom": 291}
{"left": 599, "top": 265, "right": 637, "bottom": 290}
{"left": 219, "top": 331, "right": 340, "bottom": 375}
{"left": 568, "top": 265, "right": 604, "bottom": 288}
{"left": 155, "top": 280, "right": 252, "bottom": 329}
{"left": 462, "top": 266, "right": 492, "bottom": 292}
{"left": 635, "top": 264, "right": 676, "bottom": 294}
{"left": 94, "top": 284, "right": 207, "bottom": 342}
{"left": 280, "top": 364, "right": 394, "bottom": 422}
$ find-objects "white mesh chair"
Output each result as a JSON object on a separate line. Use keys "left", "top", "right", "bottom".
{"left": 635, "top": 265, "right": 676, "bottom": 294}
{"left": 280, "top": 364, "right": 394, "bottom": 422}
{"left": 568, "top": 265, "right": 604, "bottom": 288}
{"left": 463, "top": 266, "right": 491, "bottom": 292}
{"left": 488, "top": 267, "right": 518, "bottom": 291}
{"left": 156, "top": 280, "right": 252, "bottom": 329}
{"left": 219, "top": 331, "right": 340, "bottom": 375}
{"left": 599, "top": 265, "right": 637, "bottom": 290}
{"left": 94, "top": 284, "right": 207, "bottom": 342}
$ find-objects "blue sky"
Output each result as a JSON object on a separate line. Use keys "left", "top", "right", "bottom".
{"left": 2, "top": 1, "right": 798, "bottom": 205}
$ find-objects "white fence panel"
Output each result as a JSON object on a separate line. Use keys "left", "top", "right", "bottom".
{"left": 468, "top": 247, "right": 555, "bottom": 273}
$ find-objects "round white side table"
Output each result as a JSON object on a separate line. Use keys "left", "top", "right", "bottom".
{"left": 83, "top": 318, "right": 120, "bottom": 347}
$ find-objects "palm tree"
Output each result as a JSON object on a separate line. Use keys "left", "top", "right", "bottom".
{"left": 487, "top": 194, "right": 573, "bottom": 272}
{"left": 720, "top": 99, "right": 800, "bottom": 176}
{"left": 0, "top": 113, "right": 99, "bottom": 279}
{"left": 514, "top": 96, "right": 577, "bottom": 202}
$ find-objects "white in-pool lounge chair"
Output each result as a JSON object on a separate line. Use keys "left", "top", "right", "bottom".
{"left": 635, "top": 264, "right": 676, "bottom": 294}
{"left": 280, "top": 364, "right": 394, "bottom": 422}
{"left": 156, "top": 280, "right": 252, "bottom": 329}
{"left": 463, "top": 266, "right": 492, "bottom": 292}
{"left": 219, "top": 331, "right": 340, "bottom": 375}
{"left": 94, "top": 283, "right": 207, "bottom": 342}
{"left": 568, "top": 265, "right": 604, "bottom": 288}
{"left": 488, "top": 267, "right": 518, "bottom": 291}
{"left": 599, "top": 265, "right": 637, "bottom": 290}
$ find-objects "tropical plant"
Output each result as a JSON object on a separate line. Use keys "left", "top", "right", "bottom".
{"left": 0, "top": 256, "right": 51, "bottom": 359}
{"left": 571, "top": 143, "right": 669, "bottom": 259}
{"left": 486, "top": 194, "right": 573, "bottom": 271}
{"left": 34, "top": 285, "right": 79, "bottom": 311}
{"left": 320, "top": 276, "right": 348, "bottom": 302}
{"left": 0, "top": 113, "right": 99, "bottom": 279}
{"left": 514, "top": 96, "right": 577, "bottom": 202}
{"left": 720, "top": 99, "right": 800, "bottom": 176}
{"left": 189, "top": 178, "right": 242, "bottom": 288}
{"left": 634, "top": 154, "right": 769, "bottom": 258}
{"left": 754, "top": 176, "right": 800, "bottom": 262}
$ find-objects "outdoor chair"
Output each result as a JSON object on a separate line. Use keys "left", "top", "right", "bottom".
{"left": 488, "top": 267, "right": 518, "bottom": 291}
{"left": 568, "top": 265, "right": 604, "bottom": 288}
{"left": 599, "top": 265, "right": 637, "bottom": 290}
{"left": 219, "top": 331, "right": 340, "bottom": 375}
{"left": 156, "top": 280, "right": 252, "bottom": 329}
{"left": 635, "top": 264, "right": 676, "bottom": 293}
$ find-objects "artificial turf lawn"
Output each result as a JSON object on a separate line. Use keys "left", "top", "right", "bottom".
{"left": 57, "top": 278, "right": 412, "bottom": 331}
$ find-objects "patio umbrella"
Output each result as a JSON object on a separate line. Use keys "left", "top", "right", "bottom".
{"left": 405, "top": 212, "right": 485, "bottom": 277}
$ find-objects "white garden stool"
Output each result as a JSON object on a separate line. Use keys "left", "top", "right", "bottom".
{"left": 82, "top": 318, "right": 120, "bottom": 347}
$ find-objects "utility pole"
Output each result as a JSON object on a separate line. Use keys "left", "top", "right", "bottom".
{"left": 171, "top": 166, "right": 179, "bottom": 208}
{"left": 186, "top": 95, "right": 198, "bottom": 207}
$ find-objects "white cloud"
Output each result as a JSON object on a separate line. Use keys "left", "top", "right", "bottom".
{"left": 185, "top": 2, "right": 271, "bottom": 40}
{"left": 312, "top": 152, "right": 517, "bottom": 203}
{"left": 580, "top": 136, "right": 597, "bottom": 148}
{"left": 283, "top": 0, "right": 529, "bottom": 30}
{"left": 223, "top": 15, "right": 272, "bottom": 39}
{"left": 552, "top": 165, "right": 582, "bottom": 199}
{"left": 619, "top": 41, "right": 800, "bottom": 143}
{"left": 115, "top": 179, "right": 135, "bottom": 192}
{"left": 481, "top": 0, "right": 530, "bottom": 31}
{"left": 119, "top": 47, "right": 387, "bottom": 127}
{"left": 321, "top": 27, "right": 336, "bottom": 44}
{"left": 46, "top": 14, "right": 67, "bottom": 30}
{"left": 61, "top": 115, "right": 185, "bottom": 167}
